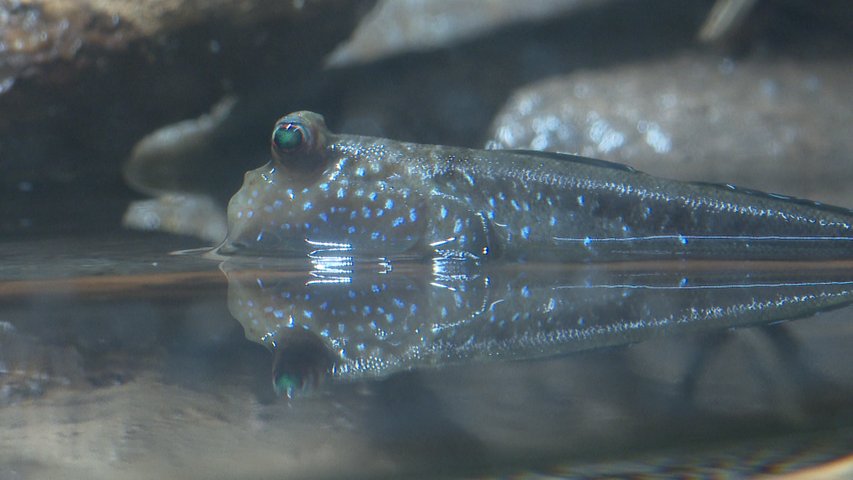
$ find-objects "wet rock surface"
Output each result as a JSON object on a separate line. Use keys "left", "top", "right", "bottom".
{"left": 326, "top": 0, "right": 605, "bottom": 66}
{"left": 0, "top": 0, "right": 372, "bottom": 113}
{"left": 0, "top": 0, "right": 373, "bottom": 236}
{"left": 486, "top": 54, "right": 853, "bottom": 206}
{"left": 0, "top": 322, "right": 86, "bottom": 405}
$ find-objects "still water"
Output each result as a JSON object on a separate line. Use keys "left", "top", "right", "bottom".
{"left": 1, "top": 234, "right": 852, "bottom": 479}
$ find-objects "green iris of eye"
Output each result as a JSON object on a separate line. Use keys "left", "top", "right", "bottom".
{"left": 273, "top": 125, "right": 303, "bottom": 151}
{"left": 274, "top": 373, "right": 298, "bottom": 396}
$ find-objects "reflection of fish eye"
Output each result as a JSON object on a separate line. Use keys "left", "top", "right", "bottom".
{"left": 274, "top": 372, "right": 299, "bottom": 396}
{"left": 271, "top": 122, "right": 305, "bottom": 155}
{"left": 271, "top": 329, "right": 335, "bottom": 398}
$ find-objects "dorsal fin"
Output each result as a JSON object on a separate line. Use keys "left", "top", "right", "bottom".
{"left": 504, "top": 149, "right": 637, "bottom": 173}
{"left": 506, "top": 149, "right": 853, "bottom": 217}
{"left": 688, "top": 181, "right": 853, "bottom": 217}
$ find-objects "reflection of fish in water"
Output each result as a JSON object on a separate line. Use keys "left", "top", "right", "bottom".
{"left": 221, "top": 258, "right": 853, "bottom": 397}
{"left": 219, "top": 111, "right": 853, "bottom": 261}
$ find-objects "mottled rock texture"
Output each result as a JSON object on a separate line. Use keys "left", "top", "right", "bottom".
{"left": 327, "top": 0, "right": 604, "bottom": 66}
{"left": 487, "top": 54, "right": 853, "bottom": 205}
{"left": 0, "top": 0, "right": 373, "bottom": 234}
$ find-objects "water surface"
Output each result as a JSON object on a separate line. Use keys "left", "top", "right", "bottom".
{"left": 1, "top": 235, "right": 852, "bottom": 478}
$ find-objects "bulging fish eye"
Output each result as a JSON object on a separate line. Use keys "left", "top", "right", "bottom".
{"left": 271, "top": 122, "right": 307, "bottom": 156}
{"left": 269, "top": 112, "right": 329, "bottom": 173}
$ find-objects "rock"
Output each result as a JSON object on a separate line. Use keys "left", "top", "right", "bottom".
{"left": 122, "top": 194, "right": 227, "bottom": 243}
{"left": 121, "top": 96, "right": 236, "bottom": 241}
{"left": 326, "top": 0, "right": 605, "bottom": 66}
{"left": 0, "top": 0, "right": 373, "bottom": 235}
{"left": 0, "top": 322, "right": 87, "bottom": 405}
{"left": 327, "top": 1, "right": 708, "bottom": 148}
{"left": 0, "top": 0, "right": 371, "bottom": 101}
{"left": 486, "top": 54, "right": 853, "bottom": 206}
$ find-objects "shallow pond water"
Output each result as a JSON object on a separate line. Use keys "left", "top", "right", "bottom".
{"left": 1, "top": 235, "right": 852, "bottom": 479}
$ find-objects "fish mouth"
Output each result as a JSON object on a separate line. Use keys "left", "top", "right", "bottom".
{"left": 214, "top": 219, "right": 309, "bottom": 257}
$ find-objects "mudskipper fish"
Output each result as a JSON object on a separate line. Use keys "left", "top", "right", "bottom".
{"left": 219, "top": 111, "right": 853, "bottom": 261}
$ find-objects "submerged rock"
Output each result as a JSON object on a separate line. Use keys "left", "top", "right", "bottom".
{"left": 0, "top": 322, "right": 86, "bottom": 405}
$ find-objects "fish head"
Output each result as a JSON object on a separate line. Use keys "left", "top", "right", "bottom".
{"left": 218, "top": 111, "right": 426, "bottom": 257}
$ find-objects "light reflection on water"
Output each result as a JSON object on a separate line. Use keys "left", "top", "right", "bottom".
{"left": 1, "top": 237, "right": 852, "bottom": 479}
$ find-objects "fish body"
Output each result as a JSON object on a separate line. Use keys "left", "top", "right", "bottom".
{"left": 219, "top": 111, "right": 853, "bottom": 261}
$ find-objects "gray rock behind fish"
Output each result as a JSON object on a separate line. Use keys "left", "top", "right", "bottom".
{"left": 487, "top": 54, "right": 853, "bottom": 206}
